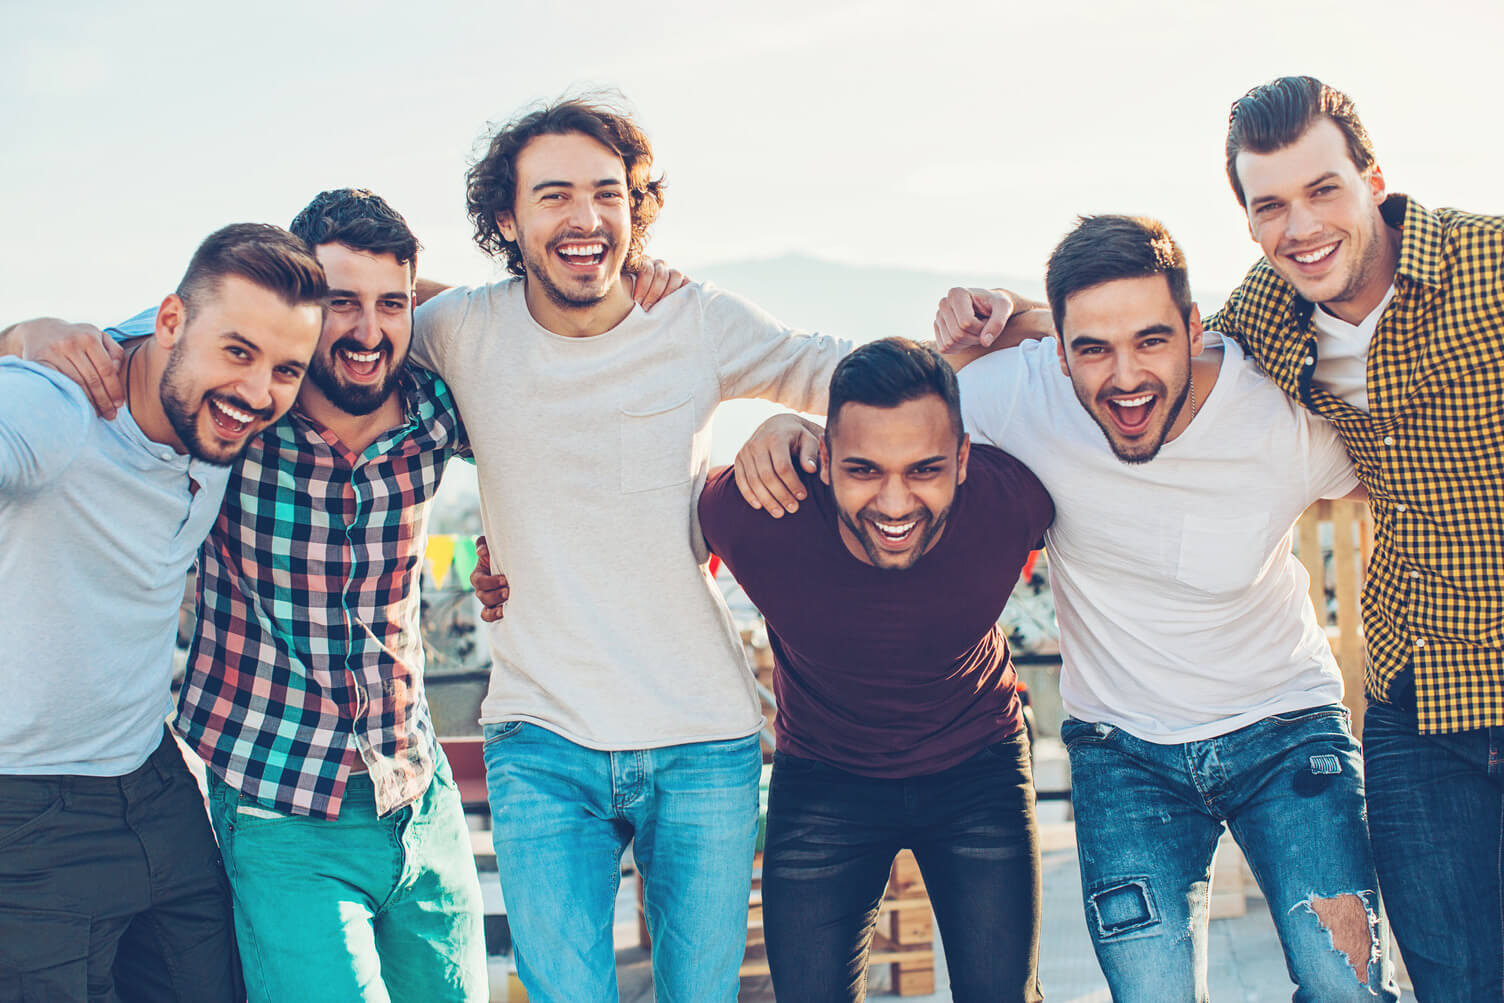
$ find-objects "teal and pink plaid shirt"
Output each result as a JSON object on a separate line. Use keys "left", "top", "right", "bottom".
{"left": 174, "top": 366, "right": 469, "bottom": 818}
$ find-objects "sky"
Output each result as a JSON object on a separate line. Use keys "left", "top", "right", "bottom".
{"left": 4, "top": 0, "right": 1500, "bottom": 327}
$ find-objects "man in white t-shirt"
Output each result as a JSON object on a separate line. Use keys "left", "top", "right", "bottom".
{"left": 739, "top": 214, "right": 1397, "bottom": 999}
{"left": 411, "top": 98, "right": 848, "bottom": 1002}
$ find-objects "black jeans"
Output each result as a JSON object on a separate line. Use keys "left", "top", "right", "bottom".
{"left": 0, "top": 728, "right": 242, "bottom": 1002}
{"left": 1363, "top": 699, "right": 1504, "bottom": 1001}
{"left": 761, "top": 731, "right": 1042, "bottom": 1003}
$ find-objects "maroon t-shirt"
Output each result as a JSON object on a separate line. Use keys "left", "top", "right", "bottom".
{"left": 699, "top": 443, "right": 1053, "bottom": 778}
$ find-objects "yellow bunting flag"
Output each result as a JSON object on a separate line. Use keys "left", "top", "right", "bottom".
{"left": 426, "top": 534, "right": 457, "bottom": 590}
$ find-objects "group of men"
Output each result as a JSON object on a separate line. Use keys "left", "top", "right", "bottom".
{"left": 0, "top": 73, "right": 1499, "bottom": 1003}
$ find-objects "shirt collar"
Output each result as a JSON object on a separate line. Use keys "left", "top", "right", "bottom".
{"left": 1385, "top": 194, "right": 1445, "bottom": 291}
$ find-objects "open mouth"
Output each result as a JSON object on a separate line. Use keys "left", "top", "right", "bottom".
{"left": 1105, "top": 392, "right": 1156, "bottom": 436}
{"left": 1287, "top": 241, "right": 1339, "bottom": 270}
{"left": 337, "top": 346, "right": 384, "bottom": 381}
{"left": 868, "top": 516, "right": 921, "bottom": 550}
{"left": 208, "top": 397, "right": 257, "bottom": 438}
{"left": 555, "top": 240, "right": 607, "bottom": 269}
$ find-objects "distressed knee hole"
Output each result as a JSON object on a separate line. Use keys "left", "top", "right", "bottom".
{"left": 1303, "top": 892, "right": 1378, "bottom": 986}
{"left": 1088, "top": 878, "right": 1156, "bottom": 936}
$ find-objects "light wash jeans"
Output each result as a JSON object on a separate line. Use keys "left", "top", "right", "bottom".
{"left": 205, "top": 748, "right": 487, "bottom": 1002}
{"left": 1062, "top": 705, "right": 1399, "bottom": 1002}
{"left": 482, "top": 722, "right": 762, "bottom": 1003}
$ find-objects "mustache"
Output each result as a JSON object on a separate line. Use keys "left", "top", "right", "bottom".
{"left": 209, "top": 393, "right": 274, "bottom": 422}
{"left": 331, "top": 336, "right": 394, "bottom": 357}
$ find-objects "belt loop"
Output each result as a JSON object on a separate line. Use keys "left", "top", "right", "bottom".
{"left": 59, "top": 776, "right": 74, "bottom": 810}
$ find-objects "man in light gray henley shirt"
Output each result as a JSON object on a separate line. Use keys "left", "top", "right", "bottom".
{"left": 0, "top": 224, "right": 324, "bottom": 1001}
{"left": 414, "top": 97, "right": 850, "bottom": 1001}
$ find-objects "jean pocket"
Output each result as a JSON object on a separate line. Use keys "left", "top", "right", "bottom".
{"left": 619, "top": 396, "right": 694, "bottom": 494}
{"left": 1265, "top": 705, "right": 1346, "bottom": 727}
{"left": 1060, "top": 717, "right": 1116, "bottom": 748}
{"left": 0, "top": 796, "right": 64, "bottom": 853}
{"left": 483, "top": 720, "right": 526, "bottom": 747}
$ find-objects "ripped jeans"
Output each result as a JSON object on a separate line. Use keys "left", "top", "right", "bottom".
{"left": 1062, "top": 705, "right": 1399, "bottom": 1001}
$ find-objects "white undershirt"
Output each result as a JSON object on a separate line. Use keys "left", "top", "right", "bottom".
{"left": 1308, "top": 284, "right": 1395, "bottom": 411}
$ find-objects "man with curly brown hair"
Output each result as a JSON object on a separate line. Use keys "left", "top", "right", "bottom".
{"left": 413, "top": 97, "right": 850, "bottom": 1001}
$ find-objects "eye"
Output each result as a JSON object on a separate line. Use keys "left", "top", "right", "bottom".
{"left": 910, "top": 466, "right": 943, "bottom": 478}
{"left": 328, "top": 298, "right": 358, "bottom": 311}
{"left": 1314, "top": 185, "right": 1338, "bottom": 197}
{"left": 226, "top": 345, "right": 249, "bottom": 360}
{"left": 1255, "top": 201, "right": 1282, "bottom": 216}
{"left": 380, "top": 298, "right": 408, "bottom": 311}
{"left": 275, "top": 365, "right": 303, "bottom": 380}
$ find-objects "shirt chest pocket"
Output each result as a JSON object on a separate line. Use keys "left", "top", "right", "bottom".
{"left": 1175, "top": 513, "right": 1271, "bottom": 596}
{"left": 619, "top": 396, "right": 695, "bottom": 494}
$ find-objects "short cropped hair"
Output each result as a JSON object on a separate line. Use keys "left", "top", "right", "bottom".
{"left": 1045, "top": 215, "right": 1192, "bottom": 333}
{"left": 289, "top": 188, "right": 421, "bottom": 277}
{"left": 176, "top": 223, "right": 327, "bottom": 320}
{"left": 465, "top": 95, "right": 666, "bottom": 277}
{"left": 1225, "top": 75, "right": 1376, "bottom": 206}
{"left": 827, "top": 338, "right": 963, "bottom": 444}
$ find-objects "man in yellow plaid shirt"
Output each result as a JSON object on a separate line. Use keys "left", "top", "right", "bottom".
{"left": 1208, "top": 76, "right": 1501, "bottom": 1001}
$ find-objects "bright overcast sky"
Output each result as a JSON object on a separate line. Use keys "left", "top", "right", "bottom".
{"left": 4, "top": 0, "right": 1499, "bottom": 325}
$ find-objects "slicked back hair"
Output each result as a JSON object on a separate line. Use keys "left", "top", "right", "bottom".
{"left": 1225, "top": 76, "right": 1376, "bottom": 206}
{"left": 1046, "top": 215, "right": 1192, "bottom": 334}
{"left": 289, "top": 188, "right": 421, "bottom": 278}
{"left": 176, "top": 223, "right": 327, "bottom": 321}
{"left": 826, "top": 338, "right": 963, "bottom": 445}
{"left": 466, "top": 95, "right": 665, "bottom": 277}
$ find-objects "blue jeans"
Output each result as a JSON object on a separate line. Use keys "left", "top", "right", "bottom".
{"left": 206, "top": 748, "right": 488, "bottom": 1003}
{"left": 762, "top": 733, "right": 1042, "bottom": 1003}
{"left": 482, "top": 723, "right": 762, "bottom": 1003}
{"left": 1363, "top": 698, "right": 1504, "bottom": 1001}
{"left": 1062, "top": 705, "right": 1399, "bottom": 1002}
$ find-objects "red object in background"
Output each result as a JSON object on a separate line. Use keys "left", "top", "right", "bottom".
{"left": 1020, "top": 549, "right": 1040, "bottom": 582}
{"left": 709, "top": 554, "right": 723, "bottom": 578}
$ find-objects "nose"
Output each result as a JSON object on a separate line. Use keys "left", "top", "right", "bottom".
{"left": 354, "top": 307, "right": 382, "bottom": 347}
{"left": 1285, "top": 198, "right": 1322, "bottom": 242}
{"left": 1110, "top": 350, "right": 1147, "bottom": 391}
{"left": 235, "top": 364, "right": 275, "bottom": 412}
{"left": 567, "top": 196, "right": 602, "bottom": 233}
{"left": 875, "top": 473, "right": 913, "bottom": 515}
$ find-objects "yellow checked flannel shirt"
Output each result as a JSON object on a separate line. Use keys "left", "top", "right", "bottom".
{"left": 1209, "top": 196, "right": 1504, "bottom": 734}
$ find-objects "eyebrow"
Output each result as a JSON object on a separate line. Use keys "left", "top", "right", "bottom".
{"left": 1068, "top": 323, "right": 1174, "bottom": 351}
{"left": 839, "top": 454, "right": 949, "bottom": 469}
{"left": 530, "top": 178, "right": 626, "bottom": 193}
{"left": 327, "top": 288, "right": 411, "bottom": 300}
{"left": 222, "top": 331, "right": 307, "bottom": 371}
{"left": 1248, "top": 172, "right": 1341, "bottom": 209}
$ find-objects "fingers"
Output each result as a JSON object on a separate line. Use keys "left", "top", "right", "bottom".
{"left": 631, "top": 259, "right": 689, "bottom": 309}
{"left": 470, "top": 536, "right": 510, "bottom": 623}
{"left": 795, "top": 427, "right": 821, "bottom": 475}
{"left": 934, "top": 287, "right": 989, "bottom": 352}
{"left": 80, "top": 337, "right": 127, "bottom": 418}
{"left": 734, "top": 441, "right": 807, "bottom": 516}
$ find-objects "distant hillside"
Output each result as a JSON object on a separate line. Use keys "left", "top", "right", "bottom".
{"left": 692, "top": 253, "right": 1044, "bottom": 346}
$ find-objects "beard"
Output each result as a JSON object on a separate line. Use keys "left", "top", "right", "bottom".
{"left": 1076, "top": 372, "right": 1190, "bottom": 466}
{"left": 159, "top": 341, "right": 273, "bottom": 466}
{"left": 835, "top": 501, "right": 952, "bottom": 571}
{"left": 307, "top": 336, "right": 409, "bottom": 416}
{"left": 520, "top": 228, "right": 621, "bottom": 310}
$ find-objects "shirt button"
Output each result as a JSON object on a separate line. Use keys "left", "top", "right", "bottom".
{"left": 1383, "top": 435, "right": 1395, "bottom": 446}
{"left": 1410, "top": 570, "right": 1421, "bottom": 579}
{"left": 1396, "top": 503, "right": 1408, "bottom": 512}
{"left": 1303, "top": 356, "right": 1315, "bottom": 366}
{"left": 1414, "top": 637, "right": 1427, "bottom": 648}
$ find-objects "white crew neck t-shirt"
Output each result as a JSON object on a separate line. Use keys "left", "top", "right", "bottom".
{"left": 958, "top": 337, "right": 1358, "bottom": 743}
{"left": 1308, "top": 284, "right": 1396, "bottom": 411}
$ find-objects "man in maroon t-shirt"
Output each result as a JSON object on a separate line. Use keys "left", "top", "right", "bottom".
{"left": 698, "top": 338, "right": 1053, "bottom": 1003}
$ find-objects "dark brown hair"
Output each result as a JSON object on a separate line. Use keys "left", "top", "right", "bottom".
{"left": 1225, "top": 76, "right": 1376, "bottom": 206}
{"left": 827, "top": 338, "right": 963, "bottom": 445}
{"left": 1046, "top": 215, "right": 1192, "bottom": 333}
{"left": 176, "top": 223, "right": 327, "bottom": 319}
{"left": 465, "top": 96, "right": 665, "bottom": 277}
{"left": 289, "top": 188, "right": 420, "bottom": 278}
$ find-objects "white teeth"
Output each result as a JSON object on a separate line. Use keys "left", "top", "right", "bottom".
{"left": 341, "top": 349, "right": 380, "bottom": 363}
{"left": 875, "top": 520, "right": 917, "bottom": 539}
{"left": 559, "top": 243, "right": 605, "bottom": 257}
{"left": 213, "top": 400, "right": 253, "bottom": 424}
{"left": 1112, "top": 395, "right": 1153, "bottom": 408}
{"left": 1293, "top": 244, "right": 1336, "bottom": 264}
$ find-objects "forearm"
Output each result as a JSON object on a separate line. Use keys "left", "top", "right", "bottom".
{"left": 414, "top": 278, "right": 451, "bottom": 306}
{"left": 943, "top": 305, "right": 1055, "bottom": 371}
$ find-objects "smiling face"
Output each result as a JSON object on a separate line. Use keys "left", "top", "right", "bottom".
{"left": 154, "top": 275, "right": 321, "bottom": 464}
{"left": 304, "top": 242, "right": 413, "bottom": 416}
{"left": 822, "top": 395, "right": 969, "bottom": 571}
{"left": 1058, "top": 274, "right": 1202, "bottom": 465}
{"left": 1236, "top": 117, "right": 1397, "bottom": 324}
{"left": 497, "top": 131, "right": 633, "bottom": 322}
